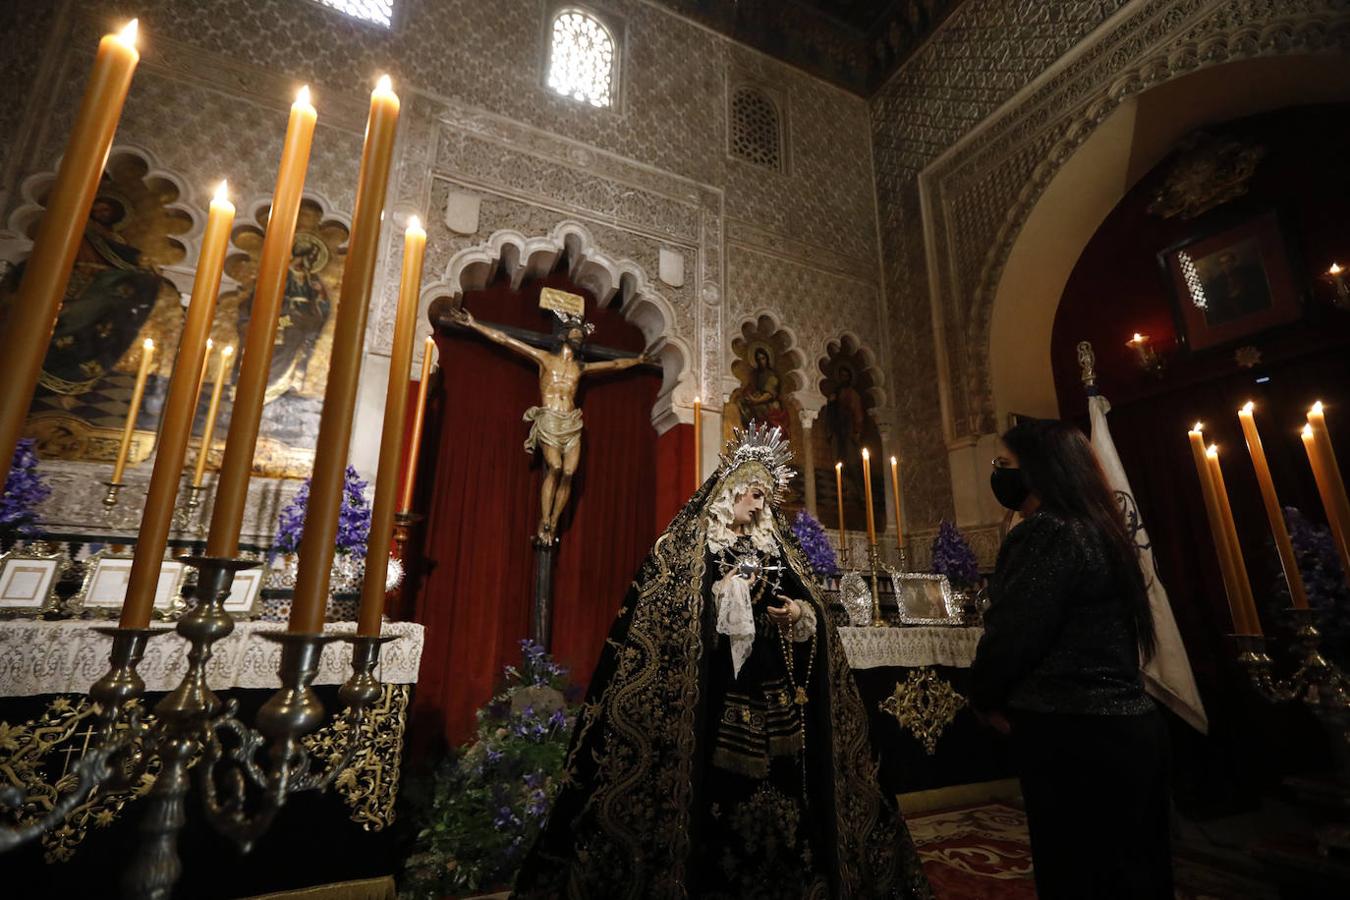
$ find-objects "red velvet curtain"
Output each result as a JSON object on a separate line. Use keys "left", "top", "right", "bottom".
{"left": 407, "top": 273, "right": 663, "bottom": 752}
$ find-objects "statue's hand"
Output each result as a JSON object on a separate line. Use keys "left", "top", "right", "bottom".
{"left": 450, "top": 305, "right": 475, "bottom": 326}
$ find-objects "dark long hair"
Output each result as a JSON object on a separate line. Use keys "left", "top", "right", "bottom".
{"left": 1002, "top": 418, "right": 1158, "bottom": 660}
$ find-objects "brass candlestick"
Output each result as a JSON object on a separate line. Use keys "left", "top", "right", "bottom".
{"left": 866, "top": 542, "right": 887, "bottom": 628}
{"left": 102, "top": 480, "right": 126, "bottom": 509}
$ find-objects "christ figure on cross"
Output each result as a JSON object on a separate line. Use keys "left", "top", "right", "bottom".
{"left": 449, "top": 305, "right": 651, "bottom": 545}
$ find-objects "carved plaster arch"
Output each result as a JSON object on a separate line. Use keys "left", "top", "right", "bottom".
{"left": 918, "top": 0, "right": 1350, "bottom": 441}
{"left": 424, "top": 220, "right": 689, "bottom": 430}
{"left": 817, "top": 332, "right": 891, "bottom": 434}
{"left": 2, "top": 144, "right": 204, "bottom": 297}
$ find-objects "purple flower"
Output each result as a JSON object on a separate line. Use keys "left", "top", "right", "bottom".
{"left": 548, "top": 708, "right": 567, "bottom": 730}
{"left": 1, "top": 439, "right": 50, "bottom": 536}
{"left": 485, "top": 748, "right": 503, "bottom": 765}
{"left": 791, "top": 510, "right": 839, "bottom": 578}
{"left": 272, "top": 465, "right": 371, "bottom": 556}
{"left": 931, "top": 520, "right": 979, "bottom": 589}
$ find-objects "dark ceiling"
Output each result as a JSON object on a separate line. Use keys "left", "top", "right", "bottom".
{"left": 648, "top": 0, "right": 964, "bottom": 96}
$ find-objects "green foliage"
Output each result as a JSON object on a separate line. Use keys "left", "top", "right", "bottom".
{"left": 401, "top": 640, "right": 574, "bottom": 898}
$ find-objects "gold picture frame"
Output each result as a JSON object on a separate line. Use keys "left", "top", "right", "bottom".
{"left": 68, "top": 550, "right": 185, "bottom": 618}
{"left": 0, "top": 547, "right": 67, "bottom": 617}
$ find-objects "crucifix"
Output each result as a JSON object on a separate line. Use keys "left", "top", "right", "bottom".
{"left": 445, "top": 287, "right": 654, "bottom": 646}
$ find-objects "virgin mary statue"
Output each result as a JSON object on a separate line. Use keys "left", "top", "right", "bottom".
{"left": 514, "top": 424, "right": 931, "bottom": 899}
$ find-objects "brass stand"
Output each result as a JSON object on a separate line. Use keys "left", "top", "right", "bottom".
{"left": 866, "top": 543, "right": 887, "bottom": 628}
{"left": 183, "top": 484, "right": 206, "bottom": 510}
{"left": 0, "top": 554, "right": 397, "bottom": 898}
{"left": 101, "top": 480, "right": 125, "bottom": 509}
{"left": 391, "top": 510, "right": 422, "bottom": 560}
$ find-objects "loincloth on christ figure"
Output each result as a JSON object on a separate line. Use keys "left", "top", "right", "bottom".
{"left": 522, "top": 406, "right": 584, "bottom": 454}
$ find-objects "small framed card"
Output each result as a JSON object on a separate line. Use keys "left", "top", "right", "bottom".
{"left": 890, "top": 572, "right": 962, "bottom": 625}
{"left": 166, "top": 562, "right": 265, "bottom": 620}
{"left": 69, "top": 550, "right": 185, "bottom": 618}
{"left": 0, "top": 547, "right": 66, "bottom": 616}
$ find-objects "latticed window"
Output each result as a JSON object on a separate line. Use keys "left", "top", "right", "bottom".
{"left": 310, "top": 0, "right": 393, "bottom": 28}
{"left": 730, "top": 87, "right": 783, "bottom": 172}
{"left": 547, "top": 9, "right": 616, "bottom": 108}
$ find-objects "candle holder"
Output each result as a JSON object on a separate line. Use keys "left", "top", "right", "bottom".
{"left": 866, "top": 543, "right": 888, "bottom": 628}
{"left": 1126, "top": 335, "right": 1167, "bottom": 378}
{"left": 391, "top": 509, "right": 422, "bottom": 560}
{"left": 184, "top": 483, "right": 206, "bottom": 510}
{"left": 1326, "top": 265, "right": 1350, "bottom": 311}
{"left": 0, "top": 554, "right": 395, "bottom": 898}
{"left": 1234, "top": 610, "right": 1350, "bottom": 718}
{"left": 102, "top": 480, "right": 126, "bottom": 509}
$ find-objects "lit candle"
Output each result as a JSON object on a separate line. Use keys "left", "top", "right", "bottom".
{"left": 192, "top": 345, "right": 234, "bottom": 487}
{"left": 1206, "top": 444, "right": 1261, "bottom": 636}
{"left": 290, "top": 75, "right": 400, "bottom": 635}
{"left": 398, "top": 335, "right": 436, "bottom": 513}
{"left": 1302, "top": 416, "right": 1350, "bottom": 579}
{"left": 693, "top": 395, "right": 702, "bottom": 490}
{"left": 1330, "top": 263, "right": 1347, "bottom": 303}
{"left": 192, "top": 338, "right": 214, "bottom": 424}
{"left": 111, "top": 338, "right": 155, "bottom": 484}
{"left": 358, "top": 215, "right": 425, "bottom": 636}
{"left": 861, "top": 447, "right": 877, "bottom": 546}
{"left": 1237, "top": 402, "right": 1308, "bottom": 608}
{"left": 206, "top": 85, "right": 317, "bottom": 558}
{"left": 834, "top": 461, "right": 845, "bottom": 550}
{"left": 890, "top": 455, "right": 904, "bottom": 553}
{"left": 0, "top": 20, "right": 140, "bottom": 489}
{"left": 1306, "top": 402, "right": 1350, "bottom": 567}
{"left": 119, "top": 180, "right": 234, "bottom": 629}
{"left": 1187, "top": 425, "right": 1254, "bottom": 635}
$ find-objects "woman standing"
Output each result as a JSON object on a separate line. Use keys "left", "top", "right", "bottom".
{"left": 973, "top": 418, "right": 1172, "bottom": 899}
{"left": 514, "top": 423, "right": 930, "bottom": 899}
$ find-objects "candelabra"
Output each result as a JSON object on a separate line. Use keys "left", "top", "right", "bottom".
{"left": 0, "top": 555, "right": 393, "bottom": 899}
{"left": 1235, "top": 608, "right": 1350, "bottom": 857}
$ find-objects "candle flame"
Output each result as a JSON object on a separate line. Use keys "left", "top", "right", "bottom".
{"left": 1311, "top": 400, "right": 1325, "bottom": 416}
{"left": 375, "top": 74, "right": 394, "bottom": 94}
{"left": 890, "top": 455, "right": 897, "bottom": 465}
{"left": 295, "top": 84, "right": 313, "bottom": 109}
{"left": 1332, "top": 263, "right": 1344, "bottom": 275}
{"left": 1130, "top": 333, "right": 1145, "bottom": 344}
{"left": 117, "top": 18, "right": 139, "bottom": 47}
{"left": 862, "top": 448, "right": 871, "bottom": 460}
{"left": 206, "top": 338, "right": 213, "bottom": 350}
{"left": 1241, "top": 401, "right": 1254, "bottom": 414}
{"left": 222, "top": 344, "right": 234, "bottom": 357}
{"left": 1205, "top": 444, "right": 1218, "bottom": 459}
{"left": 1192, "top": 421, "right": 1203, "bottom": 433}
{"left": 142, "top": 338, "right": 154, "bottom": 351}
{"left": 212, "top": 180, "right": 229, "bottom": 205}
{"left": 835, "top": 461, "right": 843, "bottom": 471}
{"left": 1303, "top": 424, "right": 1314, "bottom": 438}
{"left": 694, "top": 395, "right": 701, "bottom": 405}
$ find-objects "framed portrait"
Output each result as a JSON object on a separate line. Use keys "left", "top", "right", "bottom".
{"left": 1159, "top": 210, "right": 1302, "bottom": 351}
{"left": 0, "top": 547, "right": 66, "bottom": 616}
{"left": 69, "top": 551, "right": 185, "bottom": 617}
{"left": 890, "top": 572, "right": 961, "bottom": 625}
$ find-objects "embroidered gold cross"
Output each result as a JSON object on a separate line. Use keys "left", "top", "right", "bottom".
{"left": 794, "top": 687, "right": 808, "bottom": 706}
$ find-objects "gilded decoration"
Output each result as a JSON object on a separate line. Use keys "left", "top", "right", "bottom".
{"left": 0, "top": 685, "right": 409, "bottom": 861}
{"left": 723, "top": 316, "right": 808, "bottom": 509}
{"left": 1146, "top": 132, "right": 1267, "bottom": 220}
{"left": 880, "top": 668, "right": 967, "bottom": 756}
{"left": 217, "top": 198, "right": 349, "bottom": 478}
{"left": 4, "top": 151, "right": 188, "bottom": 464}
{"left": 814, "top": 336, "right": 886, "bottom": 535}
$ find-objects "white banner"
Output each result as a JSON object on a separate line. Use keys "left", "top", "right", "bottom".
{"left": 1089, "top": 394, "right": 1208, "bottom": 734}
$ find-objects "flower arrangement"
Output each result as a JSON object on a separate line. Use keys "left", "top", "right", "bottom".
{"left": 402, "top": 640, "right": 575, "bottom": 898}
{"left": 790, "top": 509, "right": 839, "bottom": 578}
{"left": 1278, "top": 507, "right": 1349, "bottom": 663}
{"left": 272, "top": 465, "right": 371, "bottom": 558}
{"left": 1, "top": 439, "right": 50, "bottom": 539}
{"left": 931, "top": 520, "right": 980, "bottom": 590}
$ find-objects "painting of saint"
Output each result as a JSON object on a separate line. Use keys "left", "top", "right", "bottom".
{"left": 1192, "top": 238, "right": 1273, "bottom": 327}
{"left": 237, "top": 232, "right": 333, "bottom": 403}
{"left": 731, "top": 343, "right": 791, "bottom": 433}
{"left": 814, "top": 344, "right": 885, "bottom": 536}
{"left": 724, "top": 322, "right": 806, "bottom": 508}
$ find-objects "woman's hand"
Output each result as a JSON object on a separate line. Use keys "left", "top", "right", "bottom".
{"left": 767, "top": 595, "right": 801, "bottom": 628}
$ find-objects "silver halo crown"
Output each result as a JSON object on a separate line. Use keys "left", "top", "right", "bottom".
{"left": 718, "top": 421, "right": 795, "bottom": 505}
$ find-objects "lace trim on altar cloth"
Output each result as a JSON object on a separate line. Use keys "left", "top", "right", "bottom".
{"left": 837, "top": 625, "right": 983, "bottom": 670}
{"left": 0, "top": 620, "right": 425, "bottom": 696}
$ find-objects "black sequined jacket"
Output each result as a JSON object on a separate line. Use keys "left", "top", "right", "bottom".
{"left": 972, "top": 511, "right": 1154, "bottom": 717}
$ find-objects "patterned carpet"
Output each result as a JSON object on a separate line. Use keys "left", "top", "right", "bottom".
{"left": 907, "top": 801, "right": 1281, "bottom": 899}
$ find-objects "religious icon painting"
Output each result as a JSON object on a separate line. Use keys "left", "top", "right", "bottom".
{"left": 1158, "top": 209, "right": 1302, "bottom": 351}
{"left": 724, "top": 316, "right": 808, "bottom": 509}
{"left": 814, "top": 337, "right": 886, "bottom": 537}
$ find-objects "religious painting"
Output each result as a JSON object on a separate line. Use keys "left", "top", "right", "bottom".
{"left": 1159, "top": 210, "right": 1301, "bottom": 351}
{"left": 814, "top": 337, "right": 886, "bottom": 536}
{"left": 211, "top": 199, "right": 349, "bottom": 477}
{"left": 2, "top": 151, "right": 189, "bottom": 464}
{"left": 722, "top": 316, "right": 807, "bottom": 509}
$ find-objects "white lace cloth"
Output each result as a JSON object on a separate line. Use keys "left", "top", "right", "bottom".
{"left": 0, "top": 620, "right": 425, "bottom": 697}
{"left": 837, "top": 625, "right": 983, "bottom": 670}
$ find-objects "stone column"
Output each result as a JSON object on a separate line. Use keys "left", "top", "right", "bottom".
{"left": 799, "top": 407, "right": 818, "bottom": 516}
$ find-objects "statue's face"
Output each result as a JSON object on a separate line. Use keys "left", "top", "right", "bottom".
{"left": 731, "top": 483, "right": 768, "bottom": 529}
